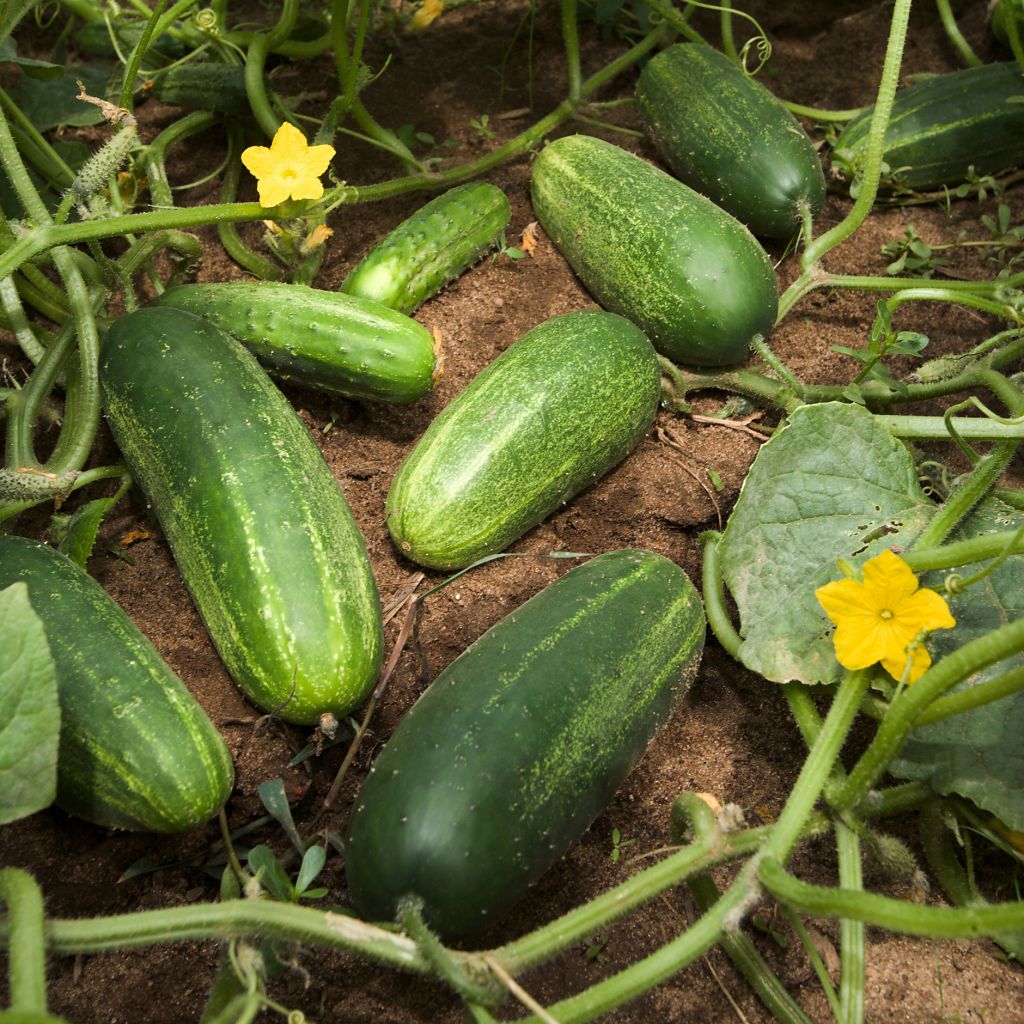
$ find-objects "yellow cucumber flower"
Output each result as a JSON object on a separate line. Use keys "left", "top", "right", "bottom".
{"left": 815, "top": 549, "right": 956, "bottom": 684}
{"left": 408, "top": 0, "right": 443, "bottom": 31}
{"left": 241, "top": 122, "right": 335, "bottom": 208}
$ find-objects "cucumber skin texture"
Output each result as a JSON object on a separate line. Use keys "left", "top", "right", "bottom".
{"left": 156, "top": 282, "right": 438, "bottom": 405}
{"left": 833, "top": 62, "right": 1024, "bottom": 191}
{"left": 345, "top": 548, "right": 706, "bottom": 938}
{"left": 341, "top": 182, "right": 511, "bottom": 314}
{"left": 152, "top": 64, "right": 257, "bottom": 116}
{"left": 0, "top": 536, "right": 234, "bottom": 832}
{"left": 100, "top": 306, "right": 383, "bottom": 726}
{"left": 636, "top": 44, "right": 825, "bottom": 240}
{"left": 530, "top": 135, "right": 778, "bottom": 367}
{"left": 385, "top": 310, "right": 660, "bottom": 571}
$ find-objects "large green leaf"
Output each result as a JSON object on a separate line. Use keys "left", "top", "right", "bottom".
{"left": 718, "top": 402, "right": 934, "bottom": 684}
{"left": 13, "top": 63, "right": 111, "bottom": 131}
{"left": 0, "top": 582, "right": 60, "bottom": 824}
{"left": 892, "top": 498, "right": 1024, "bottom": 829}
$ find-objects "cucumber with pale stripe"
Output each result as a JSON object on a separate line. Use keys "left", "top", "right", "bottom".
{"left": 636, "top": 43, "right": 825, "bottom": 239}
{"left": 0, "top": 536, "right": 233, "bottom": 832}
{"left": 385, "top": 310, "right": 661, "bottom": 571}
{"left": 530, "top": 135, "right": 778, "bottom": 367}
{"left": 832, "top": 62, "right": 1024, "bottom": 191}
{"left": 341, "top": 182, "right": 511, "bottom": 314}
{"left": 156, "top": 282, "right": 439, "bottom": 405}
{"left": 345, "top": 548, "right": 706, "bottom": 938}
{"left": 100, "top": 306, "right": 383, "bottom": 726}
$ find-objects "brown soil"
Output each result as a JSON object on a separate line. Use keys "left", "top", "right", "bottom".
{"left": 2, "top": 2, "right": 1024, "bottom": 1022}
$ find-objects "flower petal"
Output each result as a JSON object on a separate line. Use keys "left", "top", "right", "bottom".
{"left": 861, "top": 549, "right": 919, "bottom": 610}
{"left": 299, "top": 143, "right": 335, "bottom": 178}
{"left": 815, "top": 577, "right": 878, "bottom": 624}
{"left": 881, "top": 641, "right": 931, "bottom": 684}
{"left": 894, "top": 586, "right": 957, "bottom": 633}
{"left": 240, "top": 144, "right": 276, "bottom": 179}
{"left": 257, "top": 175, "right": 291, "bottom": 208}
{"left": 832, "top": 619, "right": 887, "bottom": 671}
{"left": 269, "top": 121, "right": 310, "bottom": 163}
{"left": 287, "top": 175, "right": 325, "bottom": 202}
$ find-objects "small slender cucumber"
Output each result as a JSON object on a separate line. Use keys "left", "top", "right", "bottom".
{"left": 100, "top": 306, "right": 383, "bottom": 726}
{"left": 530, "top": 135, "right": 778, "bottom": 367}
{"left": 0, "top": 536, "right": 234, "bottom": 833}
{"left": 156, "top": 282, "right": 439, "bottom": 405}
{"left": 385, "top": 310, "right": 661, "bottom": 571}
{"left": 832, "top": 62, "right": 1024, "bottom": 192}
{"left": 341, "top": 182, "right": 511, "bottom": 314}
{"left": 636, "top": 43, "right": 826, "bottom": 239}
{"left": 345, "top": 548, "right": 706, "bottom": 939}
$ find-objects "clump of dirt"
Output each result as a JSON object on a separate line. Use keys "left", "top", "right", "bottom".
{"left": 2, "top": 3, "right": 1023, "bottom": 1022}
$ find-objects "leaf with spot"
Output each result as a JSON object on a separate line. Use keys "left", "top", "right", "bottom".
{"left": 892, "top": 498, "right": 1024, "bottom": 829}
{"left": 718, "top": 402, "right": 934, "bottom": 684}
{"left": 0, "top": 583, "right": 60, "bottom": 824}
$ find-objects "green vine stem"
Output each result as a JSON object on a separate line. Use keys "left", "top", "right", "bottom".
{"left": 140, "top": 109, "right": 218, "bottom": 210}
{"left": 759, "top": 857, "right": 1024, "bottom": 937}
{"left": 915, "top": 664, "right": 1024, "bottom": 727}
{"left": 561, "top": 0, "right": 581, "bottom": 103}
{"left": 835, "top": 821, "right": 865, "bottom": 1024}
{"left": 904, "top": 529, "right": 1024, "bottom": 573}
{"left": 918, "top": 799, "right": 977, "bottom": 908}
{"left": 117, "top": 0, "right": 173, "bottom": 110}
{"left": 719, "top": 0, "right": 737, "bottom": 63}
{"left": 782, "top": 101, "right": 868, "bottom": 124}
{"left": 874, "top": 414, "right": 1024, "bottom": 441}
{"left": 933, "top": 0, "right": 983, "bottom": 67}
{"left": 245, "top": 0, "right": 298, "bottom": 138}
{"left": 698, "top": 531, "right": 744, "bottom": 658}
{"left": 0, "top": 868, "right": 48, "bottom": 1014}
{"left": 832, "top": 616, "right": 1024, "bottom": 814}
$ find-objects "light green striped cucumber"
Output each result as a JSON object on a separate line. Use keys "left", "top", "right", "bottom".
{"left": 386, "top": 310, "right": 661, "bottom": 571}
{"left": 832, "top": 62, "right": 1024, "bottom": 192}
{"left": 345, "top": 548, "right": 706, "bottom": 938}
{"left": 100, "top": 306, "right": 383, "bottom": 726}
{"left": 530, "top": 135, "right": 778, "bottom": 367}
{"left": 0, "top": 536, "right": 233, "bottom": 832}
{"left": 341, "top": 182, "right": 511, "bottom": 314}
{"left": 156, "top": 282, "right": 439, "bottom": 405}
{"left": 636, "top": 43, "right": 826, "bottom": 239}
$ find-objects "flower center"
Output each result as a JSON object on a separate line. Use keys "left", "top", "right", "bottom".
{"left": 879, "top": 608, "right": 894, "bottom": 620}
{"left": 282, "top": 168, "right": 297, "bottom": 181}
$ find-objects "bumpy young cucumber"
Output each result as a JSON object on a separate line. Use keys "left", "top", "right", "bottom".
{"left": 100, "top": 306, "right": 383, "bottom": 726}
{"left": 345, "top": 548, "right": 706, "bottom": 939}
{"left": 0, "top": 536, "right": 233, "bottom": 832}
{"left": 530, "top": 135, "right": 778, "bottom": 366}
{"left": 832, "top": 62, "right": 1024, "bottom": 192}
{"left": 636, "top": 43, "right": 826, "bottom": 239}
{"left": 385, "top": 310, "right": 660, "bottom": 571}
{"left": 340, "top": 182, "right": 511, "bottom": 314}
{"left": 156, "top": 282, "right": 439, "bottom": 405}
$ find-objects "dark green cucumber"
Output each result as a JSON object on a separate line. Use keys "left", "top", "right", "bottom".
{"left": 100, "top": 306, "right": 383, "bottom": 726}
{"left": 636, "top": 43, "right": 826, "bottom": 239}
{"left": 151, "top": 64, "right": 263, "bottom": 117}
{"left": 832, "top": 62, "right": 1024, "bottom": 191}
{"left": 156, "top": 282, "right": 439, "bottom": 405}
{"left": 385, "top": 310, "right": 660, "bottom": 570}
{"left": 0, "top": 536, "right": 233, "bottom": 832}
{"left": 77, "top": 20, "right": 190, "bottom": 59}
{"left": 345, "top": 548, "right": 705, "bottom": 938}
{"left": 530, "top": 135, "right": 778, "bottom": 367}
{"left": 340, "top": 182, "right": 511, "bottom": 314}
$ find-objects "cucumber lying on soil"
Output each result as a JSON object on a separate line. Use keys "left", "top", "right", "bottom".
{"left": 0, "top": 535, "right": 234, "bottom": 832}
{"left": 832, "top": 61, "right": 1024, "bottom": 192}
{"left": 385, "top": 309, "right": 661, "bottom": 571}
{"left": 156, "top": 282, "right": 439, "bottom": 405}
{"left": 345, "top": 548, "right": 706, "bottom": 938}
{"left": 100, "top": 306, "right": 383, "bottom": 726}
{"left": 530, "top": 134, "right": 778, "bottom": 367}
{"left": 636, "top": 43, "right": 826, "bottom": 239}
{"left": 151, "top": 63, "right": 263, "bottom": 117}
{"left": 341, "top": 182, "right": 511, "bottom": 314}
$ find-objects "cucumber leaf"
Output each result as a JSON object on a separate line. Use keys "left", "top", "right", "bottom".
{"left": 892, "top": 498, "right": 1024, "bottom": 830}
{"left": 12, "top": 63, "right": 111, "bottom": 131}
{"left": 718, "top": 402, "right": 934, "bottom": 684}
{"left": 51, "top": 494, "right": 119, "bottom": 568}
{"left": 0, "top": 582, "right": 60, "bottom": 824}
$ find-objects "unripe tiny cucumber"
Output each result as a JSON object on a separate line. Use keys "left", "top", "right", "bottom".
{"left": 156, "top": 282, "right": 439, "bottom": 405}
{"left": 341, "top": 182, "right": 511, "bottom": 314}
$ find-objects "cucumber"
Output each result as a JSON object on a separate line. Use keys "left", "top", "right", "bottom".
{"left": 155, "top": 282, "right": 439, "bottom": 405}
{"left": 77, "top": 20, "right": 190, "bottom": 59}
{"left": 151, "top": 63, "right": 262, "bottom": 117}
{"left": 635, "top": 43, "right": 826, "bottom": 239}
{"left": 0, "top": 536, "right": 233, "bottom": 832}
{"left": 340, "top": 182, "right": 511, "bottom": 314}
{"left": 832, "top": 62, "right": 1024, "bottom": 192}
{"left": 99, "top": 306, "right": 383, "bottom": 726}
{"left": 530, "top": 135, "right": 778, "bottom": 367}
{"left": 385, "top": 310, "right": 660, "bottom": 571}
{"left": 345, "top": 548, "right": 706, "bottom": 938}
